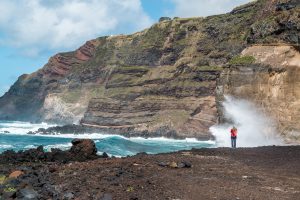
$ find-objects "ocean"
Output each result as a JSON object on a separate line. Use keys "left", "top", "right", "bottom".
{"left": 0, "top": 121, "right": 215, "bottom": 157}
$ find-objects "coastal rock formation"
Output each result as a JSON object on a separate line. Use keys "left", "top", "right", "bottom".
{"left": 70, "top": 139, "right": 98, "bottom": 160}
{"left": 218, "top": 45, "right": 300, "bottom": 142}
{"left": 0, "top": 0, "right": 299, "bottom": 140}
{"left": 0, "top": 139, "right": 100, "bottom": 163}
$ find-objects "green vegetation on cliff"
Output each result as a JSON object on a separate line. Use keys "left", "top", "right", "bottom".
{"left": 229, "top": 55, "right": 256, "bottom": 65}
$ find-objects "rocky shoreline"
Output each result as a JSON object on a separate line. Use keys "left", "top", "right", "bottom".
{"left": 0, "top": 140, "right": 299, "bottom": 199}
{"left": 27, "top": 124, "right": 214, "bottom": 140}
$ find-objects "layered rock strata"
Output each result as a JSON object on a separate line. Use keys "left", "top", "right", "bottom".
{"left": 0, "top": 0, "right": 299, "bottom": 140}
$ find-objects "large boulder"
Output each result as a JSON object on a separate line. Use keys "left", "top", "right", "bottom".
{"left": 69, "top": 139, "right": 98, "bottom": 160}
{"left": 0, "top": 139, "right": 100, "bottom": 163}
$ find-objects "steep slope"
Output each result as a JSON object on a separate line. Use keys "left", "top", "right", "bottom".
{"left": 218, "top": 45, "right": 300, "bottom": 142}
{"left": 0, "top": 0, "right": 299, "bottom": 139}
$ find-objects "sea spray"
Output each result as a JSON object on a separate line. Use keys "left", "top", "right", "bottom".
{"left": 210, "top": 96, "right": 283, "bottom": 147}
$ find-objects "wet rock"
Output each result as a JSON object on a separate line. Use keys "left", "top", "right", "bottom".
{"left": 102, "top": 152, "right": 109, "bottom": 158}
{"left": 33, "top": 124, "right": 88, "bottom": 135}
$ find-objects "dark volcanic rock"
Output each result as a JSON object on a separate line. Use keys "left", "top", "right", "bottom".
{"left": 276, "top": 0, "right": 299, "bottom": 11}
{"left": 35, "top": 124, "right": 87, "bottom": 135}
{"left": 70, "top": 139, "right": 98, "bottom": 160}
{"left": 0, "top": 139, "right": 100, "bottom": 164}
{"left": 0, "top": 146, "right": 300, "bottom": 199}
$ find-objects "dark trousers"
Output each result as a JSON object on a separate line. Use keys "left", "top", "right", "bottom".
{"left": 231, "top": 137, "right": 237, "bottom": 148}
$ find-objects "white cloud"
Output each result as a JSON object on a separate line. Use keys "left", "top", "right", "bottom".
{"left": 0, "top": 0, "right": 152, "bottom": 56}
{"left": 170, "top": 0, "right": 253, "bottom": 18}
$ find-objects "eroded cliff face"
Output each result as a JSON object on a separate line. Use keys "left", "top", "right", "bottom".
{"left": 0, "top": 0, "right": 299, "bottom": 139}
{"left": 219, "top": 45, "right": 300, "bottom": 142}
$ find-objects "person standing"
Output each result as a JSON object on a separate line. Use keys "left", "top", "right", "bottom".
{"left": 230, "top": 127, "right": 237, "bottom": 148}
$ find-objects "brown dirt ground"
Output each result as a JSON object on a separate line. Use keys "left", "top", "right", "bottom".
{"left": 1, "top": 146, "right": 300, "bottom": 200}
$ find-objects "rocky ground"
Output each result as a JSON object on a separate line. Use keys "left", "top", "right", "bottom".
{"left": 0, "top": 140, "right": 299, "bottom": 200}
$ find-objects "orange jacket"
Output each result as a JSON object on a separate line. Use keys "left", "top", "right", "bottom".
{"left": 231, "top": 129, "right": 237, "bottom": 137}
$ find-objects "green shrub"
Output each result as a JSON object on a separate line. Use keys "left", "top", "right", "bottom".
{"left": 229, "top": 55, "right": 255, "bottom": 65}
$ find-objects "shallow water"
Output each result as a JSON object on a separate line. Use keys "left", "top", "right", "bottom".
{"left": 0, "top": 121, "right": 215, "bottom": 157}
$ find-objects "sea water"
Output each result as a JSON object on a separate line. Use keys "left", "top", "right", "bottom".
{"left": 0, "top": 121, "right": 215, "bottom": 157}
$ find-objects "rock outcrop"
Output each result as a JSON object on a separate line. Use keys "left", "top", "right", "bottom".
{"left": 0, "top": 0, "right": 299, "bottom": 141}
{"left": 0, "top": 139, "right": 100, "bottom": 163}
{"left": 218, "top": 45, "right": 300, "bottom": 142}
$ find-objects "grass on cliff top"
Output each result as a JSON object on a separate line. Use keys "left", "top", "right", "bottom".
{"left": 229, "top": 55, "right": 256, "bottom": 65}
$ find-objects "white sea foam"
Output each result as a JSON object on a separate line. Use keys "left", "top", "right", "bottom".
{"left": 0, "top": 144, "right": 13, "bottom": 149}
{"left": 44, "top": 143, "right": 72, "bottom": 152}
{"left": 0, "top": 121, "right": 55, "bottom": 135}
{"left": 24, "top": 143, "right": 72, "bottom": 152}
{"left": 210, "top": 96, "right": 283, "bottom": 147}
{"left": 24, "top": 145, "right": 37, "bottom": 149}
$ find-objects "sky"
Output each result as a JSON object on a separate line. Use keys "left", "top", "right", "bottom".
{"left": 0, "top": 0, "right": 252, "bottom": 96}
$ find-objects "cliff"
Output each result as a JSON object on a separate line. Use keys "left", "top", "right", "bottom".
{"left": 0, "top": 0, "right": 299, "bottom": 140}
{"left": 218, "top": 45, "right": 300, "bottom": 142}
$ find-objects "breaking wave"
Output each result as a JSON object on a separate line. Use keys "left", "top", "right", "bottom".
{"left": 0, "top": 120, "right": 54, "bottom": 135}
{"left": 0, "top": 121, "right": 215, "bottom": 157}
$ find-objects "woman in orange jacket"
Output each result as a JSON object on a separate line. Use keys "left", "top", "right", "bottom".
{"left": 230, "top": 126, "right": 237, "bottom": 148}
